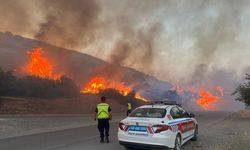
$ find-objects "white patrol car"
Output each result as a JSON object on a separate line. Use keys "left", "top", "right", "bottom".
{"left": 118, "top": 101, "right": 198, "bottom": 150}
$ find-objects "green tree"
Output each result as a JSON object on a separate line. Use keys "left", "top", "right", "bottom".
{"left": 233, "top": 74, "right": 250, "bottom": 108}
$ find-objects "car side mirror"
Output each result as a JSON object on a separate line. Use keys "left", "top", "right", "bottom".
{"left": 188, "top": 113, "right": 195, "bottom": 118}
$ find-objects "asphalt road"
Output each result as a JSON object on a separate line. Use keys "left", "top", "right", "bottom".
{"left": 0, "top": 112, "right": 233, "bottom": 150}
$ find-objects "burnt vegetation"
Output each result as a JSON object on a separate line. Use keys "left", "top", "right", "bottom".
{"left": 0, "top": 67, "right": 80, "bottom": 98}
{"left": 0, "top": 67, "right": 143, "bottom": 107}
{"left": 233, "top": 74, "right": 250, "bottom": 108}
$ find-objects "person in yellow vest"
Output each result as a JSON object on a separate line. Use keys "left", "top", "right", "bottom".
{"left": 127, "top": 102, "right": 132, "bottom": 116}
{"left": 94, "top": 96, "right": 112, "bottom": 143}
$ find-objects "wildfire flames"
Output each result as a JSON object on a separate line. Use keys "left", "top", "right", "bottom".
{"left": 26, "top": 47, "right": 61, "bottom": 80}
{"left": 197, "top": 90, "right": 219, "bottom": 110}
{"left": 25, "top": 48, "right": 224, "bottom": 108}
{"left": 174, "top": 85, "right": 224, "bottom": 110}
{"left": 81, "top": 76, "right": 149, "bottom": 102}
{"left": 81, "top": 77, "right": 131, "bottom": 96}
{"left": 197, "top": 86, "right": 224, "bottom": 110}
{"left": 25, "top": 47, "right": 151, "bottom": 102}
{"left": 135, "top": 94, "right": 150, "bottom": 102}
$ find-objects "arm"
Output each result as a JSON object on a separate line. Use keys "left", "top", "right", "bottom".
{"left": 108, "top": 106, "right": 112, "bottom": 121}
{"left": 94, "top": 107, "right": 98, "bottom": 121}
{"left": 109, "top": 112, "right": 112, "bottom": 121}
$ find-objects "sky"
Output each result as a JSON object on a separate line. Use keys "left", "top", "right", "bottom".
{"left": 0, "top": 0, "right": 249, "bottom": 86}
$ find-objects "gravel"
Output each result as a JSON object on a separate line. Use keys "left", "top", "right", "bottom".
{"left": 183, "top": 110, "right": 250, "bottom": 150}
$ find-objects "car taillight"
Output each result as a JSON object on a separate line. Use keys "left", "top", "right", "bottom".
{"left": 119, "top": 122, "right": 126, "bottom": 131}
{"left": 152, "top": 125, "right": 170, "bottom": 133}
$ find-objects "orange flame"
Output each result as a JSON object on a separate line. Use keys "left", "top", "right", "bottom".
{"left": 197, "top": 90, "right": 219, "bottom": 110}
{"left": 81, "top": 77, "right": 131, "bottom": 96}
{"left": 135, "top": 94, "right": 150, "bottom": 102}
{"left": 26, "top": 47, "right": 61, "bottom": 80}
{"left": 81, "top": 76, "right": 148, "bottom": 102}
{"left": 174, "top": 85, "right": 224, "bottom": 110}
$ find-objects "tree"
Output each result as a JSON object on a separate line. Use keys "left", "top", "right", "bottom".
{"left": 0, "top": 67, "right": 80, "bottom": 98}
{"left": 58, "top": 76, "right": 80, "bottom": 98}
{"left": 233, "top": 74, "right": 250, "bottom": 108}
{"left": 0, "top": 68, "right": 18, "bottom": 96}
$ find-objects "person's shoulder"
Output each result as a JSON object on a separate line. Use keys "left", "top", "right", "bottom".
{"left": 97, "top": 102, "right": 109, "bottom": 105}
{"left": 105, "top": 103, "right": 110, "bottom": 107}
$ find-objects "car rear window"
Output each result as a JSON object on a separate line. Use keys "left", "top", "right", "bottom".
{"left": 129, "top": 108, "right": 166, "bottom": 118}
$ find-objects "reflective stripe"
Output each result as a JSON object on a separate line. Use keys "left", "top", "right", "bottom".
{"left": 127, "top": 103, "right": 132, "bottom": 110}
{"left": 169, "top": 118, "right": 192, "bottom": 125}
{"left": 97, "top": 103, "right": 109, "bottom": 119}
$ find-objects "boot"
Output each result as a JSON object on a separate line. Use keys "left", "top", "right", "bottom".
{"left": 105, "top": 137, "right": 109, "bottom": 143}
{"left": 100, "top": 138, "right": 104, "bottom": 143}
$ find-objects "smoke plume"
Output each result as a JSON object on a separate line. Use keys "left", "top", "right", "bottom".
{"left": 35, "top": 0, "right": 100, "bottom": 48}
{"left": 1, "top": 0, "right": 250, "bottom": 110}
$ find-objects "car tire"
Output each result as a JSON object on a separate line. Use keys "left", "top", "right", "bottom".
{"left": 191, "top": 126, "right": 198, "bottom": 141}
{"left": 124, "top": 146, "right": 133, "bottom": 150}
{"left": 173, "top": 134, "right": 181, "bottom": 150}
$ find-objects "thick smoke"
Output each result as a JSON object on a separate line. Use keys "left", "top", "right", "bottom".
{"left": 35, "top": 0, "right": 100, "bottom": 48}
{"left": 0, "top": 0, "right": 35, "bottom": 36}
{"left": 1, "top": 0, "right": 250, "bottom": 110}
{"left": 110, "top": 22, "right": 162, "bottom": 73}
{"left": 192, "top": 0, "right": 241, "bottom": 66}
{"left": 0, "top": 0, "right": 100, "bottom": 48}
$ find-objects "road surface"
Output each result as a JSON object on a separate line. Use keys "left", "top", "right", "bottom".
{"left": 0, "top": 111, "right": 249, "bottom": 150}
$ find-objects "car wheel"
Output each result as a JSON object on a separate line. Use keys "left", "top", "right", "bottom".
{"left": 191, "top": 126, "right": 198, "bottom": 141}
{"left": 174, "top": 134, "right": 181, "bottom": 150}
{"left": 124, "top": 146, "right": 133, "bottom": 150}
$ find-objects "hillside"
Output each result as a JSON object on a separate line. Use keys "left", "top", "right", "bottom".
{"left": 0, "top": 95, "right": 128, "bottom": 114}
{"left": 0, "top": 31, "right": 175, "bottom": 101}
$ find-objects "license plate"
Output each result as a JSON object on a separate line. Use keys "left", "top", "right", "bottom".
{"left": 128, "top": 132, "right": 149, "bottom": 137}
{"left": 128, "top": 126, "right": 147, "bottom": 132}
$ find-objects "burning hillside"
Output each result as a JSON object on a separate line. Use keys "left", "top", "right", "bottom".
{"left": 24, "top": 47, "right": 225, "bottom": 109}
{"left": 174, "top": 86, "right": 225, "bottom": 110}
{"left": 0, "top": 31, "right": 242, "bottom": 111}
{"left": 26, "top": 47, "right": 61, "bottom": 80}
{"left": 80, "top": 76, "right": 131, "bottom": 96}
{"left": 0, "top": 0, "right": 248, "bottom": 112}
{"left": 24, "top": 47, "right": 150, "bottom": 102}
{"left": 80, "top": 76, "right": 150, "bottom": 102}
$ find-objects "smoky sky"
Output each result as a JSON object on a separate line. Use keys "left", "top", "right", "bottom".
{"left": 0, "top": 0, "right": 250, "bottom": 84}
{"left": 35, "top": 0, "right": 100, "bottom": 48}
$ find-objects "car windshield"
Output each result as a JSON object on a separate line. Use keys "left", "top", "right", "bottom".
{"left": 129, "top": 108, "right": 166, "bottom": 118}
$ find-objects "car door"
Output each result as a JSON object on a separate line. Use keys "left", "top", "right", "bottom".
{"left": 170, "top": 107, "right": 188, "bottom": 138}
{"left": 177, "top": 107, "right": 195, "bottom": 140}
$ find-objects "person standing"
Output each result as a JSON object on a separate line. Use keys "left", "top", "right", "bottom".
{"left": 94, "top": 96, "right": 112, "bottom": 143}
{"left": 127, "top": 102, "right": 132, "bottom": 116}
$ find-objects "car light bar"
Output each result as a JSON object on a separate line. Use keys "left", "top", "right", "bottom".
{"left": 150, "top": 100, "right": 182, "bottom": 106}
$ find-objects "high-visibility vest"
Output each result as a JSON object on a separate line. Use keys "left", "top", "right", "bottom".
{"left": 97, "top": 103, "right": 110, "bottom": 119}
{"left": 127, "top": 103, "right": 132, "bottom": 110}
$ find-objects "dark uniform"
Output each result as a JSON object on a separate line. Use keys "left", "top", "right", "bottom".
{"left": 95, "top": 103, "right": 111, "bottom": 142}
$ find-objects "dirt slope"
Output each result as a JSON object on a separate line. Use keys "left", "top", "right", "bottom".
{"left": 0, "top": 95, "right": 127, "bottom": 114}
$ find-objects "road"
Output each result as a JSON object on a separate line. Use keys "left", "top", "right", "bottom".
{"left": 0, "top": 111, "right": 245, "bottom": 150}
